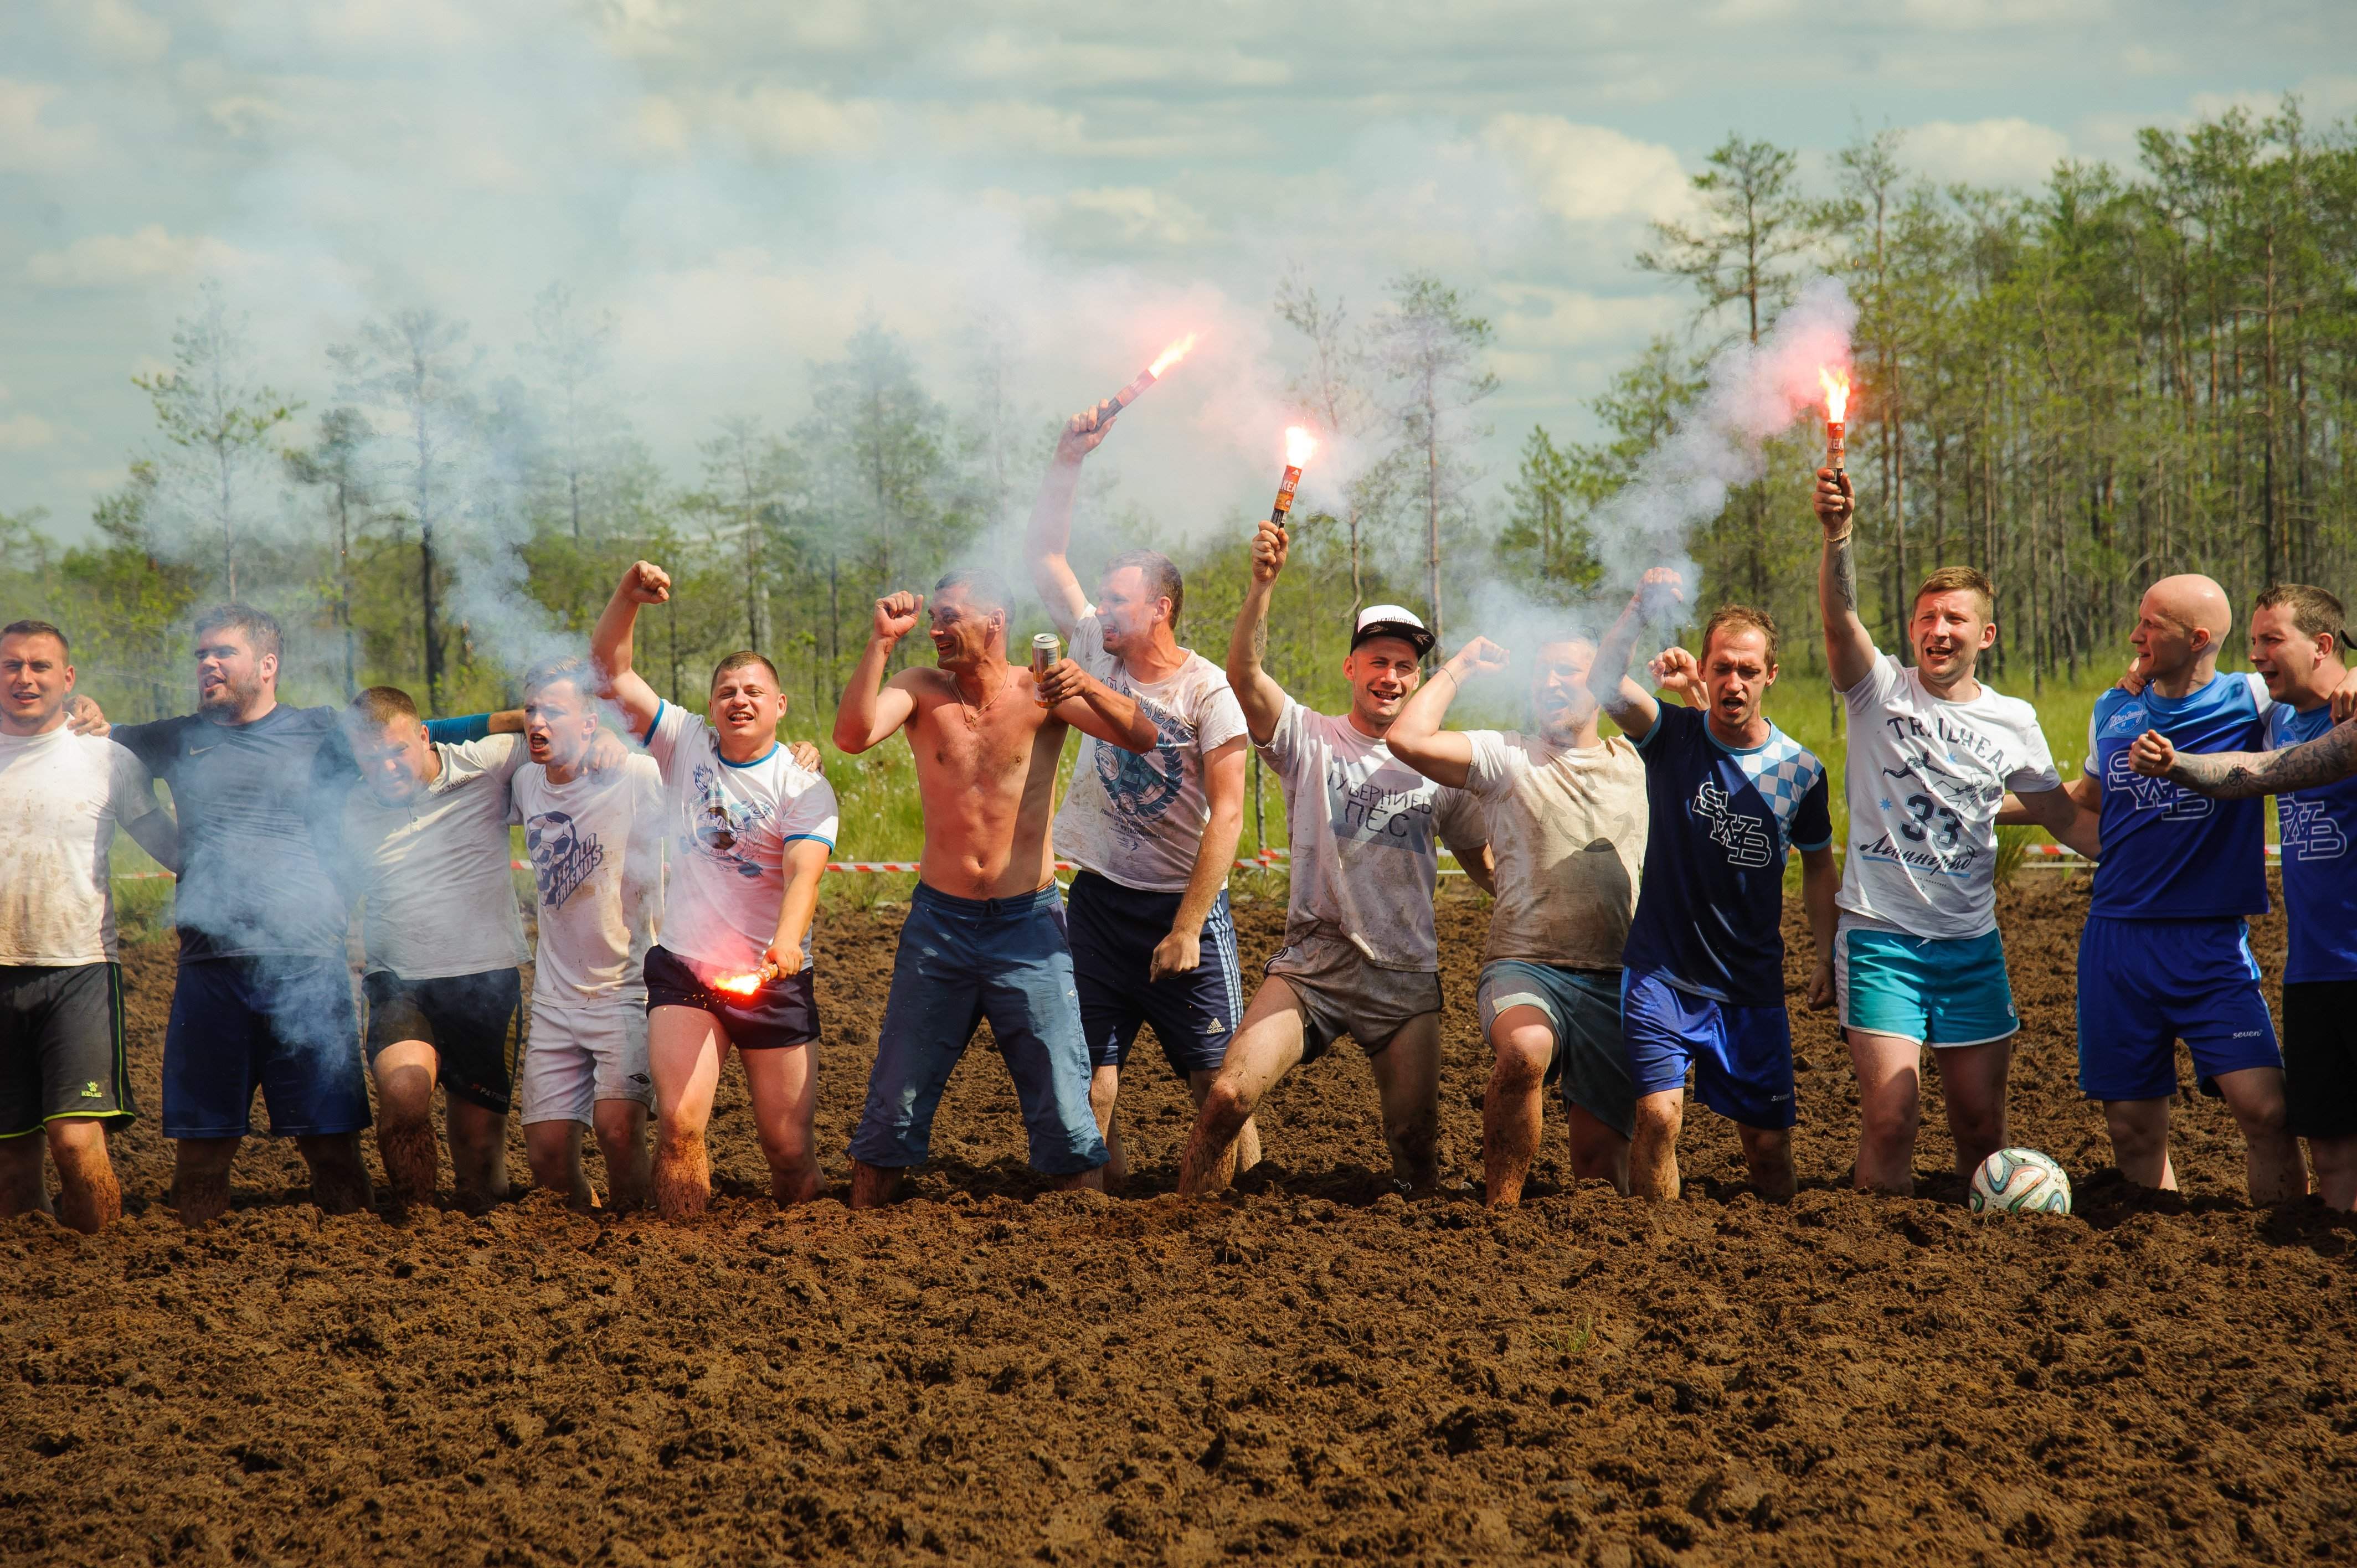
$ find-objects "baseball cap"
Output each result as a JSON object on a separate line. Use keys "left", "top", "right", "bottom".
{"left": 1351, "top": 604, "right": 1435, "bottom": 657}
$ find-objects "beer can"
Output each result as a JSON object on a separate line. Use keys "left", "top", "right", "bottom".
{"left": 1032, "top": 633, "right": 1059, "bottom": 706}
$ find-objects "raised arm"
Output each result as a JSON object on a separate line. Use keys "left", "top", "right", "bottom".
{"left": 590, "top": 560, "right": 670, "bottom": 735}
{"left": 1815, "top": 467, "right": 1877, "bottom": 692}
{"left": 1038, "top": 657, "right": 1157, "bottom": 754}
{"left": 1024, "top": 411, "right": 1111, "bottom": 636}
{"left": 1591, "top": 568, "right": 1683, "bottom": 743}
{"left": 831, "top": 593, "right": 923, "bottom": 755}
{"left": 2130, "top": 721, "right": 2357, "bottom": 800}
{"left": 1390, "top": 636, "right": 1509, "bottom": 789}
{"left": 1224, "top": 519, "right": 1293, "bottom": 745}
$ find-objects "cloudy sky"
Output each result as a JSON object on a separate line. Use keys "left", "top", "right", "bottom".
{"left": 2, "top": 0, "right": 2351, "bottom": 545}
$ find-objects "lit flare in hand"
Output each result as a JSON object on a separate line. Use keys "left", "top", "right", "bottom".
{"left": 1100, "top": 332, "right": 1199, "bottom": 417}
{"left": 1819, "top": 367, "right": 1851, "bottom": 476}
{"left": 709, "top": 969, "right": 768, "bottom": 998}
{"left": 1268, "top": 426, "right": 1317, "bottom": 532}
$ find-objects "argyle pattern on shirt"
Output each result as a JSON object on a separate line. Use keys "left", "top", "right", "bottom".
{"left": 1731, "top": 731, "right": 1826, "bottom": 857}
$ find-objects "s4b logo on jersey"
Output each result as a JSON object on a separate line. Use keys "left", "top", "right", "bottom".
{"left": 2105, "top": 751, "right": 2212, "bottom": 819}
{"left": 2280, "top": 798, "right": 2349, "bottom": 862}
{"left": 1693, "top": 779, "right": 1774, "bottom": 867}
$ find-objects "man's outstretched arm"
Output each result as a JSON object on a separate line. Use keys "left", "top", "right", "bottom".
{"left": 1024, "top": 411, "right": 1111, "bottom": 638}
{"left": 832, "top": 594, "right": 923, "bottom": 755}
{"left": 1388, "top": 637, "right": 1507, "bottom": 789}
{"left": 1815, "top": 468, "right": 1877, "bottom": 693}
{"left": 590, "top": 560, "right": 671, "bottom": 736}
{"left": 2130, "top": 722, "right": 2357, "bottom": 800}
{"left": 2002, "top": 782, "right": 2101, "bottom": 860}
{"left": 1225, "top": 520, "right": 1293, "bottom": 745}
{"left": 1591, "top": 568, "right": 1682, "bottom": 744}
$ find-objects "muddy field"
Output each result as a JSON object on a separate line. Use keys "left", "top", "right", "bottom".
{"left": 4, "top": 872, "right": 2354, "bottom": 1566}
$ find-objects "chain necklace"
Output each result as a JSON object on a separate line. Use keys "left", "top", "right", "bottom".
{"left": 952, "top": 664, "right": 1008, "bottom": 727}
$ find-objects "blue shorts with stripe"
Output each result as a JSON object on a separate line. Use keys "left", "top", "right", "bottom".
{"left": 1619, "top": 967, "right": 1797, "bottom": 1130}
{"left": 1066, "top": 870, "right": 1243, "bottom": 1078}
{"left": 2076, "top": 915, "right": 2281, "bottom": 1101}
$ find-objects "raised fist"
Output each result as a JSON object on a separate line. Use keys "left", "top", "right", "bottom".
{"left": 1649, "top": 645, "right": 1701, "bottom": 702}
{"left": 1450, "top": 636, "right": 1511, "bottom": 678}
{"left": 873, "top": 591, "right": 923, "bottom": 643}
{"left": 1814, "top": 467, "right": 1854, "bottom": 533}
{"left": 1634, "top": 566, "right": 1685, "bottom": 619}
{"left": 1056, "top": 408, "right": 1114, "bottom": 463}
{"left": 620, "top": 560, "right": 671, "bottom": 605}
{"left": 1250, "top": 519, "right": 1290, "bottom": 585}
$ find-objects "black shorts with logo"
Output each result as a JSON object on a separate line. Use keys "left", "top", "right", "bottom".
{"left": 2282, "top": 979, "right": 2357, "bottom": 1140}
{"left": 362, "top": 967, "right": 523, "bottom": 1115}
{"left": 0, "top": 963, "right": 132, "bottom": 1138}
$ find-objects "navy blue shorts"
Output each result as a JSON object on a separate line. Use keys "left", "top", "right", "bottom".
{"left": 163, "top": 955, "right": 368, "bottom": 1140}
{"left": 1619, "top": 967, "right": 1797, "bottom": 1130}
{"left": 1066, "top": 870, "right": 1244, "bottom": 1078}
{"left": 2076, "top": 915, "right": 2281, "bottom": 1101}
{"left": 642, "top": 945, "right": 821, "bottom": 1051}
{"left": 847, "top": 884, "right": 1107, "bottom": 1176}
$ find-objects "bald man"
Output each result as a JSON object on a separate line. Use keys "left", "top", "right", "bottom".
{"left": 2056, "top": 575, "right": 2301, "bottom": 1203}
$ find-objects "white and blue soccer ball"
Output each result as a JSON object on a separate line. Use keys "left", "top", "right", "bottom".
{"left": 1969, "top": 1148, "right": 2072, "bottom": 1215}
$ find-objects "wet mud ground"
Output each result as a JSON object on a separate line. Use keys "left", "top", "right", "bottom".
{"left": 4, "top": 873, "right": 2355, "bottom": 1566}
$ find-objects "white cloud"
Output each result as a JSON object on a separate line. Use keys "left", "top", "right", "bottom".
{"left": 1896, "top": 0, "right": 2108, "bottom": 28}
{"left": 46, "top": 0, "right": 170, "bottom": 65}
{"left": 1060, "top": 187, "right": 1213, "bottom": 247}
{"left": 1902, "top": 118, "right": 2073, "bottom": 186}
{"left": 25, "top": 226, "right": 251, "bottom": 290}
{"left": 953, "top": 35, "right": 1291, "bottom": 90}
{"left": 0, "top": 80, "right": 99, "bottom": 173}
{"left": 1481, "top": 115, "right": 1692, "bottom": 225}
{"left": 0, "top": 414, "right": 60, "bottom": 452}
{"left": 2191, "top": 74, "right": 2357, "bottom": 124}
{"left": 1494, "top": 286, "right": 1680, "bottom": 352}
{"left": 703, "top": 85, "right": 886, "bottom": 157}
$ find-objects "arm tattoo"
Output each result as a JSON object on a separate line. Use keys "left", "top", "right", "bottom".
{"left": 1830, "top": 534, "right": 1859, "bottom": 616}
{"left": 1250, "top": 615, "right": 1267, "bottom": 664}
{"left": 2169, "top": 719, "right": 2357, "bottom": 798}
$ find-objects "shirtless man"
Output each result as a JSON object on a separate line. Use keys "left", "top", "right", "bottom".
{"left": 833, "top": 570, "right": 1158, "bottom": 1208}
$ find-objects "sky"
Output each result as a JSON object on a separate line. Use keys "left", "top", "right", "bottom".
{"left": 2, "top": 0, "right": 2352, "bottom": 549}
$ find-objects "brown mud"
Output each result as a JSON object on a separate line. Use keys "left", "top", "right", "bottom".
{"left": 4, "top": 874, "right": 2354, "bottom": 1565}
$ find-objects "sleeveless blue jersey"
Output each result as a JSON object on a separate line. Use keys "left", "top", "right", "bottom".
{"left": 2086, "top": 672, "right": 2269, "bottom": 920}
{"left": 2268, "top": 703, "right": 2357, "bottom": 983}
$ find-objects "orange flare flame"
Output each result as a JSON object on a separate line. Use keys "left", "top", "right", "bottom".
{"left": 1284, "top": 425, "right": 1318, "bottom": 468}
{"left": 709, "top": 970, "right": 766, "bottom": 998}
{"left": 1147, "top": 332, "right": 1198, "bottom": 378}
{"left": 1819, "top": 367, "right": 1851, "bottom": 424}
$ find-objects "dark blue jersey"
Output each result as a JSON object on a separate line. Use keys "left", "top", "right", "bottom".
{"left": 114, "top": 705, "right": 481, "bottom": 961}
{"left": 2086, "top": 673, "right": 2269, "bottom": 921}
{"left": 2267, "top": 703, "right": 2357, "bottom": 983}
{"left": 1622, "top": 703, "right": 1831, "bottom": 1007}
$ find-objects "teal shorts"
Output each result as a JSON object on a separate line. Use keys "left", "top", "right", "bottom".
{"left": 1835, "top": 925, "right": 2019, "bottom": 1049}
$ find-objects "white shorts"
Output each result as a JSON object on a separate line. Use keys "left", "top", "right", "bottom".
{"left": 518, "top": 998, "right": 654, "bottom": 1126}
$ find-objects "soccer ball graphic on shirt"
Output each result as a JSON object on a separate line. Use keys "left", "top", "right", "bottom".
{"left": 1968, "top": 1148, "right": 2072, "bottom": 1215}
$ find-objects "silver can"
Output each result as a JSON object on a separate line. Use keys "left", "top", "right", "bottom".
{"left": 1032, "top": 633, "right": 1059, "bottom": 706}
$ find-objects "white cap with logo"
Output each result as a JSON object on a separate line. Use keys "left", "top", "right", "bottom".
{"left": 1350, "top": 604, "right": 1435, "bottom": 657}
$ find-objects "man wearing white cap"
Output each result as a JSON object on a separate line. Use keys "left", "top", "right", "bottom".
{"left": 1179, "top": 519, "right": 1490, "bottom": 1196}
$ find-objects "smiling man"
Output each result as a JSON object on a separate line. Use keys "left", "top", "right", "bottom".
{"left": 833, "top": 570, "right": 1157, "bottom": 1208}
{"left": 593, "top": 563, "right": 840, "bottom": 1220}
{"left": 1177, "top": 519, "right": 1490, "bottom": 1198}
{"left": 1813, "top": 471, "right": 2090, "bottom": 1195}
{"left": 1025, "top": 408, "right": 1253, "bottom": 1187}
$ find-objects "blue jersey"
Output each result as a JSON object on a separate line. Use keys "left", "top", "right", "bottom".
{"left": 2086, "top": 673, "right": 2270, "bottom": 921}
{"left": 1622, "top": 703, "right": 1831, "bottom": 1008}
{"left": 2268, "top": 703, "right": 2357, "bottom": 983}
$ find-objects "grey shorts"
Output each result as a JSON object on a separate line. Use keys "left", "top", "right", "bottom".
{"left": 1476, "top": 960, "right": 1635, "bottom": 1139}
{"left": 1265, "top": 934, "right": 1441, "bottom": 1063}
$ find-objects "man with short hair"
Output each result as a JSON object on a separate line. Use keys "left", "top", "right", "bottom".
{"left": 339, "top": 684, "right": 533, "bottom": 1215}
{"left": 2062, "top": 575, "right": 2302, "bottom": 1203}
{"left": 0, "top": 621, "right": 177, "bottom": 1232}
{"left": 1025, "top": 409, "right": 1253, "bottom": 1184}
{"left": 1588, "top": 571, "right": 1838, "bottom": 1203}
{"left": 1812, "top": 472, "right": 2092, "bottom": 1194}
{"left": 592, "top": 563, "right": 841, "bottom": 1220}
{"left": 1387, "top": 631, "right": 1647, "bottom": 1206}
{"left": 834, "top": 569, "right": 1158, "bottom": 1208}
{"left": 94, "top": 605, "right": 506, "bottom": 1226}
{"left": 1177, "top": 520, "right": 1491, "bottom": 1198}
{"left": 2129, "top": 582, "right": 2357, "bottom": 1208}
{"left": 510, "top": 657, "right": 666, "bottom": 1211}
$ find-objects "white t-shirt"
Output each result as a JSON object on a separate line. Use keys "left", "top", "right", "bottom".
{"left": 1461, "top": 730, "right": 1648, "bottom": 968}
{"left": 343, "top": 734, "right": 531, "bottom": 979}
{"left": 1838, "top": 653, "right": 2062, "bottom": 938}
{"left": 1260, "top": 699, "right": 1488, "bottom": 973}
{"left": 0, "top": 728, "right": 163, "bottom": 966}
{"left": 511, "top": 755, "right": 664, "bottom": 1004}
{"left": 1052, "top": 612, "right": 1251, "bottom": 893}
{"left": 642, "top": 702, "right": 839, "bottom": 971}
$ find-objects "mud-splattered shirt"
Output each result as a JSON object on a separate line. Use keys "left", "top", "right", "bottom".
{"left": 1052, "top": 611, "right": 1249, "bottom": 894}
{"left": 1259, "top": 698, "right": 1486, "bottom": 972}
{"left": 641, "top": 701, "right": 837, "bottom": 972}
{"left": 0, "top": 727, "right": 164, "bottom": 966}
{"left": 511, "top": 754, "right": 663, "bottom": 1003}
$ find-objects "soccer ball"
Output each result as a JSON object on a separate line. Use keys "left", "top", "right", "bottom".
{"left": 1969, "top": 1148, "right": 2072, "bottom": 1215}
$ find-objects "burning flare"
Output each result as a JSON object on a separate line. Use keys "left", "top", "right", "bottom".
{"left": 1268, "top": 425, "right": 1318, "bottom": 531}
{"left": 1147, "top": 332, "right": 1199, "bottom": 378}
{"left": 1819, "top": 366, "right": 1851, "bottom": 423}
{"left": 1100, "top": 331, "right": 1201, "bottom": 417}
{"left": 709, "top": 969, "right": 767, "bottom": 999}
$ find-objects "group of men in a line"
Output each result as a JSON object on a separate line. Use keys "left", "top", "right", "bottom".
{"left": 4, "top": 404, "right": 2354, "bottom": 1229}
